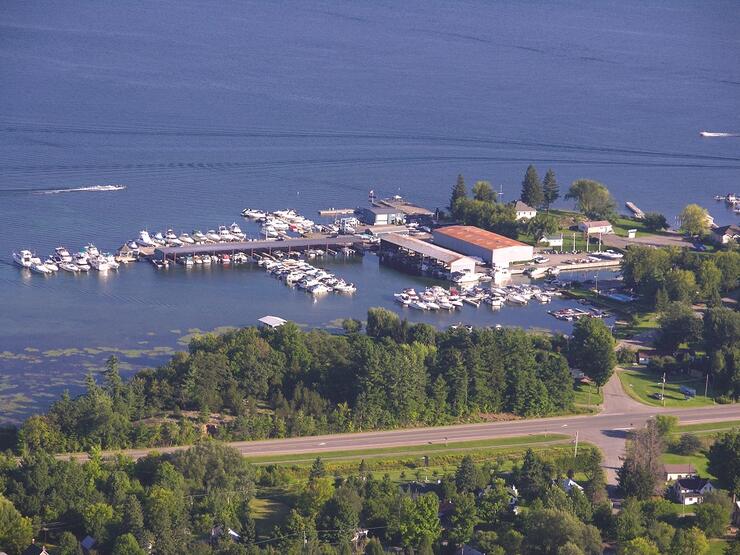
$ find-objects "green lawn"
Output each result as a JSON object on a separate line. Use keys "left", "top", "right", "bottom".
{"left": 617, "top": 368, "right": 715, "bottom": 407}
{"left": 661, "top": 452, "right": 712, "bottom": 479}
{"left": 675, "top": 420, "right": 740, "bottom": 436}
{"left": 573, "top": 381, "right": 603, "bottom": 408}
{"left": 250, "top": 496, "right": 291, "bottom": 536}
{"left": 707, "top": 540, "right": 730, "bottom": 555}
{"left": 245, "top": 434, "right": 570, "bottom": 465}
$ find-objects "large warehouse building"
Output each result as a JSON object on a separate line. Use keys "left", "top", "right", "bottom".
{"left": 379, "top": 233, "right": 476, "bottom": 277}
{"left": 433, "top": 225, "right": 534, "bottom": 267}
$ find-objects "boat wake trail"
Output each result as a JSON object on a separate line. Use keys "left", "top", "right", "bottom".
{"left": 699, "top": 131, "right": 740, "bottom": 138}
{"left": 32, "top": 184, "right": 127, "bottom": 194}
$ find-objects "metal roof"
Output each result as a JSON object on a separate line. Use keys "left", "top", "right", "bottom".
{"left": 154, "top": 235, "right": 360, "bottom": 257}
{"left": 258, "top": 315, "right": 287, "bottom": 328}
{"left": 433, "top": 226, "right": 529, "bottom": 250}
{"left": 381, "top": 233, "right": 474, "bottom": 265}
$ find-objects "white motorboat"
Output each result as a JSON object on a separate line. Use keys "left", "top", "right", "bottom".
{"left": 137, "top": 230, "right": 156, "bottom": 247}
{"left": 217, "top": 225, "right": 235, "bottom": 242}
{"left": 30, "top": 259, "right": 52, "bottom": 274}
{"left": 507, "top": 293, "right": 528, "bottom": 305}
{"left": 104, "top": 254, "right": 120, "bottom": 270}
{"left": 13, "top": 250, "right": 34, "bottom": 268}
{"left": 152, "top": 232, "right": 166, "bottom": 245}
{"left": 487, "top": 297, "right": 504, "bottom": 308}
{"left": 180, "top": 256, "right": 194, "bottom": 267}
{"left": 59, "top": 261, "right": 79, "bottom": 272}
{"left": 229, "top": 223, "right": 246, "bottom": 240}
{"left": 74, "top": 252, "right": 90, "bottom": 271}
{"left": 178, "top": 232, "right": 195, "bottom": 244}
{"left": 43, "top": 258, "right": 59, "bottom": 272}
{"left": 206, "top": 229, "right": 220, "bottom": 242}
{"left": 410, "top": 300, "right": 428, "bottom": 310}
{"left": 334, "top": 282, "right": 356, "bottom": 293}
{"left": 84, "top": 244, "right": 100, "bottom": 257}
{"left": 164, "top": 229, "right": 182, "bottom": 247}
{"left": 201, "top": 255, "right": 211, "bottom": 265}
{"left": 54, "top": 246, "right": 73, "bottom": 263}
{"left": 242, "top": 208, "right": 267, "bottom": 219}
{"left": 192, "top": 230, "right": 208, "bottom": 243}
{"left": 309, "top": 283, "right": 329, "bottom": 295}
{"left": 89, "top": 255, "right": 110, "bottom": 272}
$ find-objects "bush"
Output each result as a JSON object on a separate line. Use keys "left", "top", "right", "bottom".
{"left": 674, "top": 433, "right": 702, "bottom": 455}
{"left": 616, "top": 346, "right": 636, "bottom": 365}
{"left": 715, "top": 395, "right": 733, "bottom": 404}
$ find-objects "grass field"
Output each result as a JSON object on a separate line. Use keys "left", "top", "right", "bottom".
{"left": 675, "top": 420, "right": 740, "bottom": 436}
{"left": 661, "top": 452, "right": 713, "bottom": 478}
{"left": 244, "top": 434, "right": 570, "bottom": 465}
{"left": 573, "top": 381, "right": 603, "bottom": 409}
{"left": 617, "top": 368, "right": 715, "bottom": 407}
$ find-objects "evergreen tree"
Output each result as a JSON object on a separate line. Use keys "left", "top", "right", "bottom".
{"left": 472, "top": 180, "right": 496, "bottom": 203}
{"left": 451, "top": 174, "right": 467, "bottom": 212}
{"left": 521, "top": 165, "right": 544, "bottom": 209}
{"left": 542, "top": 168, "right": 559, "bottom": 210}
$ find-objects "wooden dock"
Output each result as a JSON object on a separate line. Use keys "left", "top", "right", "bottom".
{"left": 625, "top": 201, "right": 645, "bottom": 219}
{"left": 318, "top": 208, "right": 356, "bottom": 217}
{"left": 154, "top": 235, "right": 364, "bottom": 260}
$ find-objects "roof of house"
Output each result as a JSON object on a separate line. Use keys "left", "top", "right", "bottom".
{"left": 382, "top": 233, "right": 475, "bottom": 265}
{"left": 514, "top": 201, "right": 535, "bottom": 212}
{"left": 580, "top": 220, "right": 612, "bottom": 228}
{"left": 715, "top": 224, "right": 740, "bottom": 236}
{"left": 258, "top": 315, "right": 287, "bottom": 328}
{"left": 433, "top": 225, "right": 530, "bottom": 250}
{"left": 664, "top": 463, "right": 697, "bottom": 474}
{"left": 675, "top": 477, "right": 712, "bottom": 491}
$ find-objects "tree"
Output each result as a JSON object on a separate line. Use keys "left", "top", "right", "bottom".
{"left": 542, "top": 169, "right": 559, "bottom": 210}
{"left": 0, "top": 495, "right": 34, "bottom": 555}
{"left": 518, "top": 449, "right": 550, "bottom": 501}
{"left": 615, "top": 498, "right": 645, "bottom": 543}
{"left": 398, "top": 493, "right": 442, "bottom": 548}
{"left": 646, "top": 521, "right": 675, "bottom": 553}
{"left": 643, "top": 212, "right": 668, "bottom": 231}
{"left": 664, "top": 269, "right": 698, "bottom": 304}
{"left": 473, "top": 180, "right": 497, "bottom": 202}
{"left": 657, "top": 302, "right": 702, "bottom": 352}
{"left": 365, "top": 307, "right": 402, "bottom": 340}
{"left": 451, "top": 174, "right": 467, "bottom": 210}
{"left": 57, "top": 531, "right": 83, "bottom": 555}
{"left": 679, "top": 204, "right": 710, "bottom": 237}
{"left": 621, "top": 537, "right": 660, "bottom": 555}
{"left": 523, "top": 508, "right": 602, "bottom": 555}
{"left": 527, "top": 213, "right": 560, "bottom": 241}
{"left": 569, "top": 317, "right": 616, "bottom": 389}
{"left": 112, "top": 533, "right": 147, "bottom": 555}
{"left": 364, "top": 538, "right": 385, "bottom": 555}
{"left": 714, "top": 250, "right": 740, "bottom": 293}
{"left": 698, "top": 260, "right": 722, "bottom": 304}
{"left": 617, "top": 420, "right": 664, "bottom": 499}
{"left": 675, "top": 433, "right": 702, "bottom": 455}
{"left": 670, "top": 527, "right": 709, "bottom": 555}
{"left": 565, "top": 179, "right": 616, "bottom": 220}
{"left": 521, "top": 165, "right": 544, "bottom": 209}
{"left": 694, "top": 500, "right": 730, "bottom": 537}
{"left": 449, "top": 493, "right": 478, "bottom": 546}
{"left": 455, "top": 456, "right": 482, "bottom": 493}
{"left": 708, "top": 430, "right": 740, "bottom": 494}
{"left": 310, "top": 457, "right": 327, "bottom": 481}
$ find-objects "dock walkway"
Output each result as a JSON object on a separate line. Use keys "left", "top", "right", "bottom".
{"left": 625, "top": 201, "right": 645, "bottom": 219}
{"left": 154, "top": 235, "right": 363, "bottom": 260}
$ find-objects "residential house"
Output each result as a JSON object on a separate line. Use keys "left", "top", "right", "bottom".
{"left": 455, "top": 546, "right": 484, "bottom": 555}
{"left": 663, "top": 463, "right": 698, "bottom": 482}
{"left": 539, "top": 234, "right": 563, "bottom": 248}
{"left": 578, "top": 220, "right": 613, "bottom": 234}
{"left": 711, "top": 224, "right": 740, "bottom": 245}
{"left": 21, "top": 544, "right": 50, "bottom": 555}
{"left": 672, "top": 477, "right": 714, "bottom": 505}
{"left": 562, "top": 478, "right": 584, "bottom": 493}
{"left": 514, "top": 201, "right": 537, "bottom": 221}
{"left": 733, "top": 500, "right": 740, "bottom": 527}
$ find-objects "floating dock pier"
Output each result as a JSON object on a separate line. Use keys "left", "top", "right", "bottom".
{"left": 318, "top": 208, "right": 356, "bottom": 217}
{"left": 154, "top": 235, "right": 364, "bottom": 261}
{"left": 625, "top": 201, "right": 645, "bottom": 219}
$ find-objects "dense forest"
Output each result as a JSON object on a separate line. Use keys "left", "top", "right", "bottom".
{"left": 11, "top": 309, "right": 588, "bottom": 454}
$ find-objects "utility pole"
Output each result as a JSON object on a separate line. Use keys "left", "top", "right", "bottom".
{"left": 662, "top": 373, "right": 666, "bottom": 407}
{"left": 574, "top": 430, "right": 579, "bottom": 459}
{"left": 704, "top": 373, "right": 709, "bottom": 398}
{"left": 598, "top": 233, "right": 602, "bottom": 252}
{"left": 572, "top": 232, "right": 576, "bottom": 252}
{"left": 595, "top": 274, "right": 599, "bottom": 296}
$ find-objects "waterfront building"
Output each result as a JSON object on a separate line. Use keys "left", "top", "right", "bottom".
{"left": 578, "top": 220, "right": 614, "bottom": 234}
{"left": 514, "top": 200, "right": 537, "bottom": 221}
{"left": 432, "top": 225, "right": 534, "bottom": 267}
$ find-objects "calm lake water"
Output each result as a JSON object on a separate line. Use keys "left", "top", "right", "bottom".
{"left": 1, "top": 1, "right": 738, "bottom": 421}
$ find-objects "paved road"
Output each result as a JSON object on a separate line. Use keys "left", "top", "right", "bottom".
{"left": 65, "top": 375, "right": 740, "bottom": 486}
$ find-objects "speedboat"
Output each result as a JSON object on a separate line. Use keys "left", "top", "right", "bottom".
{"left": 54, "top": 247, "right": 73, "bottom": 263}
{"left": 201, "top": 254, "right": 211, "bottom": 265}
{"left": 206, "top": 229, "right": 220, "bottom": 242}
{"left": 152, "top": 232, "right": 166, "bottom": 245}
{"left": 229, "top": 223, "right": 246, "bottom": 240}
{"left": 241, "top": 208, "right": 266, "bottom": 219}
{"left": 43, "top": 258, "right": 59, "bottom": 272}
{"left": 178, "top": 232, "right": 195, "bottom": 244}
{"left": 507, "top": 293, "right": 528, "bottom": 305}
{"left": 13, "top": 250, "right": 34, "bottom": 268}
{"left": 179, "top": 256, "right": 194, "bottom": 267}
{"left": 165, "top": 229, "right": 182, "bottom": 246}
{"left": 104, "top": 254, "right": 120, "bottom": 270}
{"left": 218, "top": 225, "right": 235, "bottom": 242}
{"left": 137, "top": 230, "right": 156, "bottom": 247}
{"left": 59, "top": 261, "right": 79, "bottom": 272}
{"left": 30, "top": 258, "right": 52, "bottom": 274}
{"left": 221, "top": 254, "right": 231, "bottom": 264}
{"left": 192, "top": 230, "right": 208, "bottom": 243}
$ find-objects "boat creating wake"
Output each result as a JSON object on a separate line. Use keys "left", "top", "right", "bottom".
{"left": 699, "top": 131, "right": 739, "bottom": 138}
{"left": 32, "top": 184, "right": 127, "bottom": 194}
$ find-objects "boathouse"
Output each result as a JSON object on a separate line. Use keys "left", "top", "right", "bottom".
{"left": 379, "top": 233, "right": 476, "bottom": 277}
{"left": 432, "top": 225, "right": 533, "bottom": 267}
{"left": 357, "top": 206, "right": 406, "bottom": 226}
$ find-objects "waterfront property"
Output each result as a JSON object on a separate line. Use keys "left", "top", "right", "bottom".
{"left": 357, "top": 206, "right": 406, "bottom": 226}
{"left": 375, "top": 197, "right": 434, "bottom": 223}
{"left": 379, "top": 233, "right": 476, "bottom": 278}
{"left": 514, "top": 201, "right": 537, "bottom": 221}
{"left": 710, "top": 224, "right": 740, "bottom": 245}
{"left": 433, "top": 225, "right": 534, "bottom": 267}
{"left": 578, "top": 220, "right": 614, "bottom": 234}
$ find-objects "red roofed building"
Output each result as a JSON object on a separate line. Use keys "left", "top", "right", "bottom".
{"left": 433, "top": 225, "right": 534, "bottom": 267}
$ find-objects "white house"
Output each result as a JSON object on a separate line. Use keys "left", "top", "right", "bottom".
{"left": 578, "top": 220, "right": 613, "bottom": 234}
{"left": 711, "top": 224, "right": 740, "bottom": 245}
{"left": 562, "top": 478, "right": 584, "bottom": 493}
{"left": 539, "top": 234, "right": 563, "bottom": 248}
{"left": 514, "top": 201, "right": 537, "bottom": 221}
{"left": 673, "top": 477, "right": 714, "bottom": 505}
{"left": 663, "top": 463, "right": 698, "bottom": 482}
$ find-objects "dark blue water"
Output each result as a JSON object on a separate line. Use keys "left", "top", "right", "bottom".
{"left": 1, "top": 1, "right": 738, "bottom": 421}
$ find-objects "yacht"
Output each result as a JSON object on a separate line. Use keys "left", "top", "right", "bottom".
{"left": 59, "top": 261, "right": 79, "bottom": 273}
{"left": 43, "top": 258, "right": 59, "bottom": 272}
{"left": 229, "top": 223, "right": 246, "bottom": 240}
{"left": 206, "top": 229, "right": 220, "bottom": 242}
{"left": 241, "top": 208, "right": 267, "bottom": 219}
{"left": 84, "top": 244, "right": 100, "bottom": 258}
{"left": 152, "top": 232, "right": 166, "bottom": 245}
{"left": 54, "top": 246, "right": 73, "bottom": 263}
{"left": 104, "top": 254, "right": 120, "bottom": 270}
{"left": 165, "top": 229, "right": 182, "bottom": 246}
{"left": 217, "top": 225, "right": 235, "bottom": 242}
{"left": 74, "top": 252, "right": 91, "bottom": 271}
{"left": 89, "top": 255, "right": 111, "bottom": 272}
{"left": 178, "top": 232, "right": 195, "bottom": 244}
{"left": 192, "top": 230, "right": 208, "bottom": 243}
{"left": 13, "top": 250, "right": 34, "bottom": 268}
{"left": 30, "top": 258, "right": 52, "bottom": 274}
{"left": 137, "top": 230, "right": 156, "bottom": 247}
